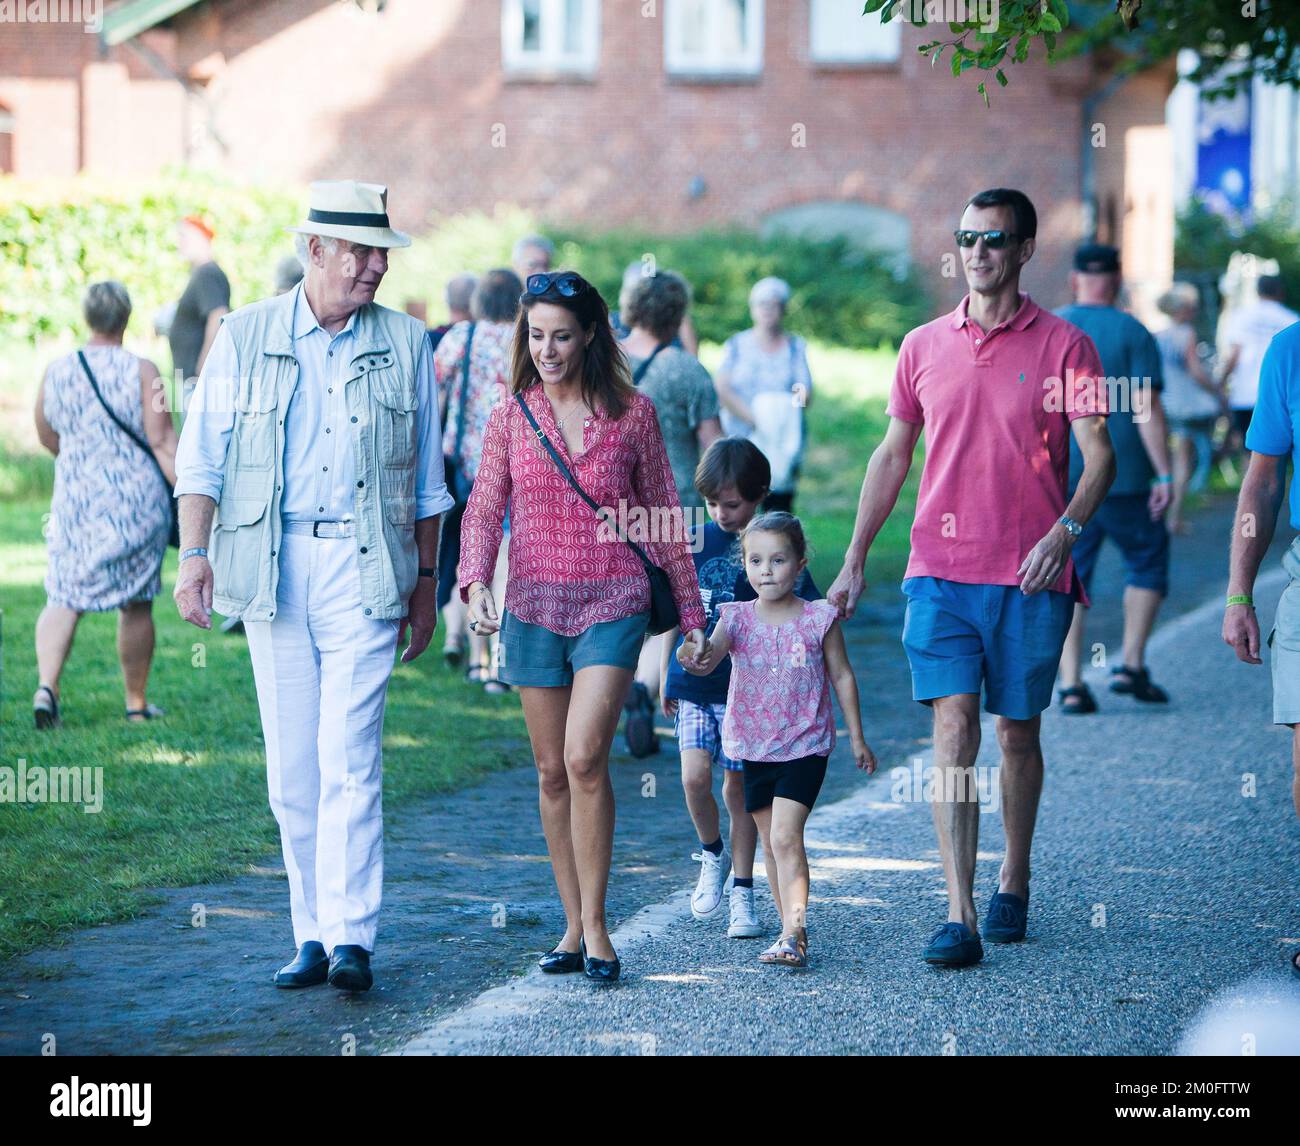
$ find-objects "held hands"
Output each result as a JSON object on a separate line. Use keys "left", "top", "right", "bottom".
{"left": 173, "top": 556, "right": 214, "bottom": 629}
{"left": 466, "top": 582, "right": 500, "bottom": 636}
{"left": 675, "top": 629, "right": 712, "bottom": 673}
{"left": 827, "top": 563, "right": 867, "bottom": 620}
{"left": 852, "top": 736, "right": 878, "bottom": 775}
{"left": 1017, "top": 525, "right": 1073, "bottom": 595}
{"left": 1223, "top": 603, "right": 1262, "bottom": 665}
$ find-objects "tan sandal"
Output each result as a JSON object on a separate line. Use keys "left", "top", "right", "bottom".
{"left": 758, "top": 928, "right": 807, "bottom": 967}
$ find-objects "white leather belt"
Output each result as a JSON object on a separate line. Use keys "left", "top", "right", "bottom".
{"left": 283, "top": 520, "right": 357, "bottom": 539}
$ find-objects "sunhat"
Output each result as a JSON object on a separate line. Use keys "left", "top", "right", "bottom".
{"left": 287, "top": 180, "right": 411, "bottom": 249}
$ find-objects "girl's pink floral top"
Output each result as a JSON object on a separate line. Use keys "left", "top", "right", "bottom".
{"left": 458, "top": 383, "right": 706, "bottom": 637}
{"left": 718, "top": 598, "right": 839, "bottom": 763}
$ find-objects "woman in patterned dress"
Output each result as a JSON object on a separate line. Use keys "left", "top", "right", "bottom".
{"left": 431, "top": 268, "right": 522, "bottom": 690}
{"left": 32, "top": 281, "right": 178, "bottom": 728}
{"left": 459, "top": 271, "right": 707, "bottom": 980}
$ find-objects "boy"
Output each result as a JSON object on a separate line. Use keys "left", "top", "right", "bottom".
{"left": 660, "top": 438, "right": 821, "bottom": 937}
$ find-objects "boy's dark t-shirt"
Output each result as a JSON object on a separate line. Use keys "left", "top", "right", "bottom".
{"left": 664, "top": 520, "right": 821, "bottom": 707}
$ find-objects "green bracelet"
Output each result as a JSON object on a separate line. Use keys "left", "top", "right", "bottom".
{"left": 1226, "top": 594, "right": 1254, "bottom": 607}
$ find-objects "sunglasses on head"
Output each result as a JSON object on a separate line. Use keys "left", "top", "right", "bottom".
{"left": 954, "top": 229, "right": 1020, "bottom": 250}
{"left": 526, "top": 271, "right": 587, "bottom": 297}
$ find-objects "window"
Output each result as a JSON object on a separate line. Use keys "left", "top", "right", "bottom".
{"left": 809, "top": 0, "right": 900, "bottom": 65}
{"left": 502, "top": 0, "right": 600, "bottom": 76}
{"left": 665, "top": 0, "right": 764, "bottom": 78}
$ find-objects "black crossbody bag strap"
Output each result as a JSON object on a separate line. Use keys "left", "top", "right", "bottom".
{"left": 631, "top": 341, "right": 669, "bottom": 385}
{"left": 77, "top": 350, "right": 172, "bottom": 494}
{"left": 513, "top": 391, "right": 658, "bottom": 572}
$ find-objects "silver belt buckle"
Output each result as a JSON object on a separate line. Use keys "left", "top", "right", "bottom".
{"left": 311, "top": 520, "right": 351, "bottom": 539}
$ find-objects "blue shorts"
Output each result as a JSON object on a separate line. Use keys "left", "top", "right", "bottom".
{"left": 498, "top": 609, "right": 648, "bottom": 688}
{"left": 1070, "top": 494, "right": 1170, "bottom": 599}
{"left": 674, "top": 700, "right": 743, "bottom": 772}
{"left": 901, "top": 577, "right": 1074, "bottom": 720}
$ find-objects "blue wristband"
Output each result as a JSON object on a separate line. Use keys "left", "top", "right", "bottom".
{"left": 180, "top": 547, "right": 209, "bottom": 563}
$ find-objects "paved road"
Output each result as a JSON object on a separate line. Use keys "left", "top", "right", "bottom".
{"left": 2, "top": 493, "right": 1294, "bottom": 1055}
{"left": 400, "top": 564, "right": 1300, "bottom": 1055}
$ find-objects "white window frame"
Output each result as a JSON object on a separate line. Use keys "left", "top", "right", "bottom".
{"left": 502, "top": 0, "right": 600, "bottom": 76}
{"left": 665, "top": 0, "right": 764, "bottom": 78}
{"left": 809, "top": 0, "right": 900, "bottom": 65}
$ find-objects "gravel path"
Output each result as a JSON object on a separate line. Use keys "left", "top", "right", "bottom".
{"left": 397, "top": 511, "right": 1300, "bottom": 1055}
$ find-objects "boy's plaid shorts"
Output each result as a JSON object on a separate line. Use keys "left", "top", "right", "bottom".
{"left": 674, "top": 699, "right": 743, "bottom": 771}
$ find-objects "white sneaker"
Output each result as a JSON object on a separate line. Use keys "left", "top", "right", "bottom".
{"left": 727, "top": 885, "right": 763, "bottom": 938}
{"left": 690, "top": 848, "right": 730, "bottom": 919}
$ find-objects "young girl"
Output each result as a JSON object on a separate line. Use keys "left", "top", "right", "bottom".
{"left": 678, "top": 512, "right": 876, "bottom": 967}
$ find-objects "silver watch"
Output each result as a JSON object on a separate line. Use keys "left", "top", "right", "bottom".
{"left": 1057, "top": 515, "right": 1082, "bottom": 538}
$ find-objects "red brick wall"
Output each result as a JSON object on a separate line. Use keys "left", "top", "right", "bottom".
{"left": 2, "top": 0, "right": 1173, "bottom": 314}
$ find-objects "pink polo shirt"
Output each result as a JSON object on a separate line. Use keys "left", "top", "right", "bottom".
{"left": 886, "top": 293, "right": 1107, "bottom": 600}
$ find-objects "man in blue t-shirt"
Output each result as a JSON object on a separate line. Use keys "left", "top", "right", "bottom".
{"left": 1224, "top": 316, "right": 1300, "bottom": 980}
{"left": 660, "top": 439, "right": 820, "bottom": 940}
{"left": 1054, "top": 245, "right": 1173, "bottom": 713}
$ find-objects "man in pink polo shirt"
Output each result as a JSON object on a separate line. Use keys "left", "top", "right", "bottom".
{"left": 828, "top": 188, "right": 1115, "bottom": 967}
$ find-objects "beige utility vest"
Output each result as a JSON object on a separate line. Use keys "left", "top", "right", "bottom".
{"left": 209, "top": 291, "right": 424, "bottom": 621}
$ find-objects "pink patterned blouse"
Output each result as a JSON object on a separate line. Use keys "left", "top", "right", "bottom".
{"left": 718, "top": 598, "right": 839, "bottom": 763}
{"left": 458, "top": 383, "right": 706, "bottom": 638}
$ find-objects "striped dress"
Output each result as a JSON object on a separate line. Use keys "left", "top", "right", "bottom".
{"left": 43, "top": 345, "right": 170, "bottom": 611}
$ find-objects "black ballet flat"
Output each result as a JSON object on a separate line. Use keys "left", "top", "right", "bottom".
{"left": 580, "top": 937, "right": 621, "bottom": 983}
{"left": 538, "top": 946, "right": 584, "bottom": 974}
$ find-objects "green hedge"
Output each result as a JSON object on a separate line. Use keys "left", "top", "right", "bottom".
{"left": 1175, "top": 197, "right": 1300, "bottom": 305}
{"left": 0, "top": 171, "right": 303, "bottom": 347}
{"left": 0, "top": 172, "right": 927, "bottom": 355}
{"left": 550, "top": 226, "right": 930, "bottom": 350}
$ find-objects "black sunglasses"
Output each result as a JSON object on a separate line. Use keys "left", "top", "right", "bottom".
{"left": 526, "top": 271, "right": 587, "bottom": 297}
{"left": 954, "top": 229, "right": 1020, "bottom": 250}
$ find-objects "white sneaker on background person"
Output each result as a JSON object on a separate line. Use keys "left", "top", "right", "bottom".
{"left": 690, "top": 848, "right": 730, "bottom": 919}
{"left": 727, "top": 885, "right": 763, "bottom": 938}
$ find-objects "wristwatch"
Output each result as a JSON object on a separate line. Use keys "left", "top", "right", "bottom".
{"left": 1057, "top": 515, "right": 1083, "bottom": 538}
{"left": 417, "top": 567, "right": 436, "bottom": 578}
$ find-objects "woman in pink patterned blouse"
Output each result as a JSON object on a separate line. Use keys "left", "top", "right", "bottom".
{"left": 460, "top": 270, "right": 707, "bottom": 981}
{"left": 679, "top": 512, "right": 876, "bottom": 968}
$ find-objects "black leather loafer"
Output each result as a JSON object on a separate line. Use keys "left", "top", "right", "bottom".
{"left": 538, "top": 946, "right": 584, "bottom": 974}
{"left": 327, "top": 944, "right": 373, "bottom": 992}
{"left": 273, "top": 941, "right": 329, "bottom": 988}
{"left": 580, "top": 937, "right": 621, "bottom": 983}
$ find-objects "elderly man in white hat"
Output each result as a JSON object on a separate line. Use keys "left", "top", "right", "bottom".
{"left": 173, "top": 181, "right": 453, "bottom": 993}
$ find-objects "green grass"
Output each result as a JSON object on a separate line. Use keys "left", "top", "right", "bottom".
{"left": 0, "top": 337, "right": 914, "bottom": 960}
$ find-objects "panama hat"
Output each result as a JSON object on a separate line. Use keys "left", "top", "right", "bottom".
{"left": 287, "top": 180, "right": 412, "bottom": 249}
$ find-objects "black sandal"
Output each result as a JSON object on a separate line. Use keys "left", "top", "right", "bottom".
{"left": 1057, "top": 684, "right": 1098, "bottom": 715}
{"left": 33, "top": 685, "right": 61, "bottom": 730}
{"left": 125, "top": 703, "right": 165, "bottom": 722}
{"left": 1109, "top": 665, "right": 1169, "bottom": 703}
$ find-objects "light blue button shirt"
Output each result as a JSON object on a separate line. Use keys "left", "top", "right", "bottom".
{"left": 175, "top": 283, "right": 452, "bottom": 522}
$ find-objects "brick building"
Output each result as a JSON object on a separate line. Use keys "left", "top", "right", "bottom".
{"left": 0, "top": 0, "right": 1176, "bottom": 314}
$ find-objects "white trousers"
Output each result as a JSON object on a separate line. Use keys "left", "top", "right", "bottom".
{"left": 244, "top": 531, "right": 399, "bottom": 953}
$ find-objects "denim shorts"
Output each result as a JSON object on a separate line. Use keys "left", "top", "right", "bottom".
{"left": 901, "top": 577, "right": 1074, "bottom": 720}
{"left": 1070, "top": 494, "right": 1170, "bottom": 598}
{"left": 674, "top": 700, "right": 743, "bottom": 772}
{"left": 497, "top": 609, "right": 649, "bottom": 688}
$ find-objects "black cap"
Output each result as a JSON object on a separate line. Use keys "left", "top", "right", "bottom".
{"left": 1074, "top": 243, "right": 1120, "bottom": 274}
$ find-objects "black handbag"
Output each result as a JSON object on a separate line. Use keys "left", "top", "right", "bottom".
{"left": 443, "top": 323, "right": 475, "bottom": 510}
{"left": 78, "top": 350, "right": 180, "bottom": 548}
{"left": 513, "top": 392, "right": 680, "bottom": 636}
